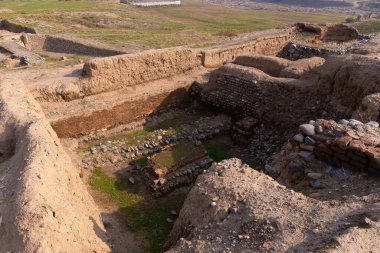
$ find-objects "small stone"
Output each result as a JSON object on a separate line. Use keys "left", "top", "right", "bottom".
{"left": 129, "top": 177, "right": 136, "bottom": 184}
{"left": 170, "top": 210, "right": 177, "bottom": 216}
{"left": 315, "top": 125, "right": 323, "bottom": 134}
{"left": 310, "top": 179, "right": 322, "bottom": 189}
{"left": 166, "top": 218, "right": 173, "bottom": 223}
{"left": 304, "top": 136, "right": 316, "bottom": 145}
{"left": 299, "top": 151, "right": 314, "bottom": 159}
{"left": 195, "top": 141, "right": 202, "bottom": 146}
{"left": 299, "top": 124, "right": 315, "bottom": 136}
{"left": 293, "top": 134, "right": 305, "bottom": 143}
{"left": 366, "top": 121, "right": 379, "bottom": 128}
{"left": 308, "top": 120, "right": 316, "bottom": 125}
{"left": 308, "top": 192, "right": 321, "bottom": 199}
{"left": 364, "top": 217, "right": 372, "bottom": 224}
{"left": 231, "top": 207, "right": 238, "bottom": 213}
{"left": 348, "top": 119, "right": 363, "bottom": 126}
{"left": 307, "top": 172, "right": 322, "bottom": 180}
{"left": 210, "top": 201, "right": 217, "bottom": 207}
{"left": 300, "top": 143, "right": 314, "bottom": 152}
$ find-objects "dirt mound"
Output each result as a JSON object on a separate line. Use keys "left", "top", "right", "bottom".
{"left": 165, "top": 158, "right": 380, "bottom": 252}
{"left": 234, "top": 54, "right": 325, "bottom": 78}
{"left": 0, "top": 79, "right": 109, "bottom": 252}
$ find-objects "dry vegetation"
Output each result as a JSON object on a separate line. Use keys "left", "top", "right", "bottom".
{"left": 0, "top": 0, "right": 351, "bottom": 49}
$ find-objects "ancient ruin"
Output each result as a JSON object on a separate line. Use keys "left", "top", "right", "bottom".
{"left": 0, "top": 15, "right": 380, "bottom": 253}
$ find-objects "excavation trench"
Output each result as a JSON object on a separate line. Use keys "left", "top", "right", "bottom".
{"left": 3, "top": 25, "right": 373, "bottom": 252}
{"left": 44, "top": 34, "right": 380, "bottom": 252}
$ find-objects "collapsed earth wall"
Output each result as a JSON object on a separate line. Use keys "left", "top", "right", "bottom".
{"left": 0, "top": 80, "right": 109, "bottom": 252}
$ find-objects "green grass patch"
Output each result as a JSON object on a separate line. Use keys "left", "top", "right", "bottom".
{"left": 204, "top": 138, "right": 232, "bottom": 162}
{"left": 89, "top": 167, "right": 187, "bottom": 253}
{"left": 136, "top": 156, "right": 148, "bottom": 167}
{"left": 152, "top": 142, "right": 205, "bottom": 169}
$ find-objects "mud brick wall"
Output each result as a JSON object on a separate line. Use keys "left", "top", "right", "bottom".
{"left": 199, "top": 64, "right": 322, "bottom": 128}
{"left": 293, "top": 119, "right": 380, "bottom": 174}
{"left": 81, "top": 47, "right": 202, "bottom": 95}
{"left": 201, "top": 34, "right": 291, "bottom": 68}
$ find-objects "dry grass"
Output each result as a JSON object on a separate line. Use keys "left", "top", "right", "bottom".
{"left": 0, "top": 0, "right": 352, "bottom": 49}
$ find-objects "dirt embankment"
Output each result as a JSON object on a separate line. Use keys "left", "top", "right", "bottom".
{"left": 165, "top": 158, "right": 380, "bottom": 252}
{"left": 0, "top": 79, "right": 109, "bottom": 252}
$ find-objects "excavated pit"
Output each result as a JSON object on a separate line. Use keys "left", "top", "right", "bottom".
{"left": 1, "top": 23, "right": 379, "bottom": 253}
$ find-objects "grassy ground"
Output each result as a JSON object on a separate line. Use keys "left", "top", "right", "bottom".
{"left": 0, "top": 0, "right": 351, "bottom": 49}
{"left": 89, "top": 167, "right": 187, "bottom": 253}
{"left": 352, "top": 19, "right": 380, "bottom": 34}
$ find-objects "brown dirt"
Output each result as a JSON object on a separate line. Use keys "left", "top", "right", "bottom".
{"left": 0, "top": 79, "right": 109, "bottom": 252}
{"left": 165, "top": 158, "right": 380, "bottom": 253}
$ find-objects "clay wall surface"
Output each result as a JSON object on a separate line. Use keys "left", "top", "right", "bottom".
{"left": 0, "top": 20, "right": 37, "bottom": 34}
{"left": 81, "top": 47, "right": 202, "bottom": 95}
{"left": 27, "top": 34, "right": 124, "bottom": 57}
{"left": 0, "top": 80, "right": 109, "bottom": 252}
{"left": 201, "top": 34, "right": 291, "bottom": 68}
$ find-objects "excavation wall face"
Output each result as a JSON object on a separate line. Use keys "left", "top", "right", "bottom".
{"left": 81, "top": 47, "right": 202, "bottom": 95}
{"left": 51, "top": 87, "right": 191, "bottom": 138}
{"left": 0, "top": 20, "right": 37, "bottom": 34}
{"left": 201, "top": 34, "right": 291, "bottom": 68}
{"left": 0, "top": 80, "right": 109, "bottom": 252}
{"left": 27, "top": 34, "right": 124, "bottom": 57}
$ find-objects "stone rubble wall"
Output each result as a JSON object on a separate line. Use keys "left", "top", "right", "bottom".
{"left": 278, "top": 42, "right": 339, "bottom": 60}
{"left": 288, "top": 119, "right": 380, "bottom": 174}
{"left": 27, "top": 34, "right": 124, "bottom": 57}
{"left": 0, "top": 79, "right": 109, "bottom": 252}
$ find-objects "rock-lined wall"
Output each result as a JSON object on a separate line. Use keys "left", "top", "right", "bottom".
{"left": 27, "top": 34, "right": 124, "bottom": 57}
{"left": 201, "top": 34, "right": 291, "bottom": 68}
{"left": 0, "top": 80, "right": 109, "bottom": 252}
{"left": 289, "top": 119, "right": 380, "bottom": 174}
{"left": 81, "top": 47, "right": 202, "bottom": 95}
{"left": 0, "top": 20, "right": 37, "bottom": 34}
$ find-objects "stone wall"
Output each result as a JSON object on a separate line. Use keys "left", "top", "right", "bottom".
{"left": 278, "top": 42, "right": 337, "bottom": 60}
{"left": 81, "top": 47, "right": 202, "bottom": 95}
{"left": 0, "top": 20, "right": 37, "bottom": 34}
{"left": 289, "top": 119, "right": 380, "bottom": 174}
{"left": 201, "top": 34, "right": 291, "bottom": 68}
{"left": 27, "top": 34, "right": 124, "bottom": 57}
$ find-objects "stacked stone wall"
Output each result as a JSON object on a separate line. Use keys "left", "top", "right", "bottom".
{"left": 290, "top": 119, "right": 380, "bottom": 174}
